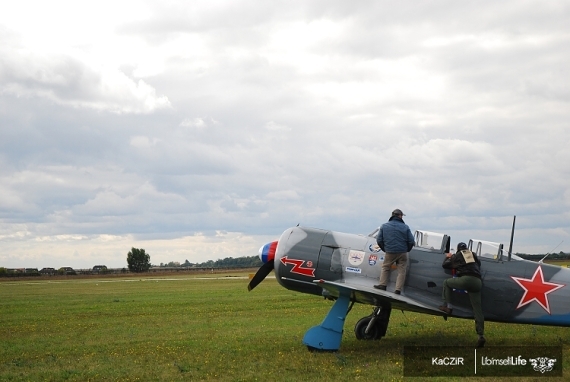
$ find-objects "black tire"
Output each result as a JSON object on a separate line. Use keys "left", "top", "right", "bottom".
{"left": 354, "top": 316, "right": 382, "bottom": 340}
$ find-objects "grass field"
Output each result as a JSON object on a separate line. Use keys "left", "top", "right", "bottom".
{"left": 546, "top": 260, "right": 570, "bottom": 268}
{"left": 1, "top": 273, "right": 568, "bottom": 381}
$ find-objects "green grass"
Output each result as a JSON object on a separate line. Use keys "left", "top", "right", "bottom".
{"left": 1, "top": 274, "right": 569, "bottom": 381}
{"left": 545, "top": 259, "right": 570, "bottom": 268}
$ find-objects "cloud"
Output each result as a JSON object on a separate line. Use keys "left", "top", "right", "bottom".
{"left": 264, "top": 121, "right": 291, "bottom": 132}
{"left": 180, "top": 118, "right": 208, "bottom": 129}
{"left": 0, "top": 52, "right": 171, "bottom": 113}
{"left": 0, "top": 231, "right": 277, "bottom": 269}
{"left": 130, "top": 136, "right": 160, "bottom": 149}
{"left": 1, "top": 1, "right": 570, "bottom": 269}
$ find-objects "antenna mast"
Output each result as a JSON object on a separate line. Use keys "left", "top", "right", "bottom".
{"left": 507, "top": 215, "right": 516, "bottom": 261}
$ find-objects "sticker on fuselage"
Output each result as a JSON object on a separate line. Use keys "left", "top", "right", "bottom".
{"left": 345, "top": 266, "right": 362, "bottom": 274}
{"left": 369, "top": 244, "right": 382, "bottom": 253}
{"left": 368, "top": 254, "right": 378, "bottom": 266}
{"left": 348, "top": 250, "right": 365, "bottom": 266}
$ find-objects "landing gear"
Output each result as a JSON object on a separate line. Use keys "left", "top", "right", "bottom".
{"left": 302, "top": 289, "right": 352, "bottom": 351}
{"left": 354, "top": 306, "right": 391, "bottom": 340}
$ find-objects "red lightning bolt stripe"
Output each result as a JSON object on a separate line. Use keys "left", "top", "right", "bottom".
{"left": 280, "top": 256, "right": 315, "bottom": 277}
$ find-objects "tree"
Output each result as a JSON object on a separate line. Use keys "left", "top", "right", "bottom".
{"left": 127, "top": 247, "right": 151, "bottom": 273}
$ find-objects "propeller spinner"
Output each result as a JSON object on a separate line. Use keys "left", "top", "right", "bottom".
{"left": 247, "top": 240, "right": 278, "bottom": 291}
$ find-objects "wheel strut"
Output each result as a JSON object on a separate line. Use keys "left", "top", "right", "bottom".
{"left": 354, "top": 305, "right": 391, "bottom": 340}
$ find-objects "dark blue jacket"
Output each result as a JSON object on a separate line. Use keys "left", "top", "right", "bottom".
{"left": 377, "top": 216, "right": 415, "bottom": 253}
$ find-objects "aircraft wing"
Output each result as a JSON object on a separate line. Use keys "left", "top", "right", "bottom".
{"left": 311, "top": 279, "right": 444, "bottom": 316}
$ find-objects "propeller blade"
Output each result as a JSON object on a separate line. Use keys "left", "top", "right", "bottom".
{"left": 248, "top": 260, "right": 274, "bottom": 291}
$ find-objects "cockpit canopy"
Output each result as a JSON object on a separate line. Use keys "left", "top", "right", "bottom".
{"left": 413, "top": 230, "right": 518, "bottom": 261}
{"left": 469, "top": 239, "right": 502, "bottom": 259}
{"left": 468, "top": 239, "right": 521, "bottom": 261}
{"left": 414, "top": 230, "right": 450, "bottom": 253}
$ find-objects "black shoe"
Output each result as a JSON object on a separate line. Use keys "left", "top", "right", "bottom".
{"left": 394, "top": 290, "right": 401, "bottom": 295}
{"left": 373, "top": 285, "right": 387, "bottom": 291}
{"left": 438, "top": 305, "right": 452, "bottom": 315}
{"left": 476, "top": 336, "right": 486, "bottom": 348}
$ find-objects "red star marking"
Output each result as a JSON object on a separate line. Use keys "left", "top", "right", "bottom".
{"left": 511, "top": 266, "right": 565, "bottom": 314}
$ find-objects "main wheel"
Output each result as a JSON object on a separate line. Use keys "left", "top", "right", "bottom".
{"left": 354, "top": 316, "right": 382, "bottom": 340}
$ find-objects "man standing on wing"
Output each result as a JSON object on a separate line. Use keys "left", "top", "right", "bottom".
{"left": 374, "top": 208, "right": 415, "bottom": 295}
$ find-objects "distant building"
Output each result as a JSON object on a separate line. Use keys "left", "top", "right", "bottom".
{"left": 58, "top": 267, "right": 76, "bottom": 275}
{"left": 40, "top": 267, "right": 57, "bottom": 275}
{"left": 92, "top": 265, "right": 108, "bottom": 274}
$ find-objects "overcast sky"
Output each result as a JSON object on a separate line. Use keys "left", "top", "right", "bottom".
{"left": 1, "top": 1, "right": 569, "bottom": 269}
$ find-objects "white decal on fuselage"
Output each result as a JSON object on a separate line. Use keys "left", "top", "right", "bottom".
{"left": 348, "top": 250, "right": 365, "bottom": 266}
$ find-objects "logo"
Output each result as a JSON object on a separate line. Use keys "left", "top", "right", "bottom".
{"left": 345, "top": 267, "right": 362, "bottom": 274}
{"left": 368, "top": 254, "right": 378, "bottom": 266}
{"left": 404, "top": 346, "right": 562, "bottom": 377}
{"left": 348, "top": 250, "right": 365, "bottom": 266}
{"left": 432, "top": 357, "right": 464, "bottom": 366}
{"left": 529, "top": 357, "right": 557, "bottom": 373}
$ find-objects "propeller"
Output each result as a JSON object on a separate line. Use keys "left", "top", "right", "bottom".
{"left": 248, "top": 240, "right": 278, "bottom": 291}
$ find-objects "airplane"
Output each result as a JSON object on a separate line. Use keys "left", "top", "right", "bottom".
{"left": 247, "top": 222, "right": 570, "bottom": 351}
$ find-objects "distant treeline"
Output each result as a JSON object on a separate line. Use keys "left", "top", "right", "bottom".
{"left": 4, "top": 252, "right": 568, "bottom": 278}
{"left": 159, "top": 252, "right": 570, "bottom": 268}
{"left": 516, "top": 251, "right": 570, "bottom": 261}
{"left": 159, "top": 255, "right": 263, "bottom": 268}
